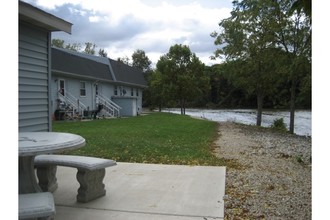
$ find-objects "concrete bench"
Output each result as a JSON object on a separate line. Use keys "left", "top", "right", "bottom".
{"left": 34, "top": 155, "right": 117, "bottom": 203}
{"left": 19, "top": 192, "right": 55, "bottom": 220}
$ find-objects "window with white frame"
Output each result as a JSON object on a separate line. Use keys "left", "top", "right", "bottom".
{"left": 131, "top": 88, "right": 134, "bottom": 96}
{"left": 80, "top": 82, "right": 86, "bottom": 96}
{"left": 136, "top": 88, "right": 139, "bottom": 96}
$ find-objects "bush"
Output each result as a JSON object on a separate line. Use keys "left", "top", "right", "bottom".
{"left": 271, "top": 118, "right": 287, "bottom": 132}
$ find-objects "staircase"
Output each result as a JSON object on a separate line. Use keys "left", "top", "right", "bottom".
{"left": 58, "top": 91, "right": 87, "bottom": 119}
{"left": 97, "top": 93, "right": 121, "bottom": 118}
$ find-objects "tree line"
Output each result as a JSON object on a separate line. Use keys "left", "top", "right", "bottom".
{"left": 52, "top": 0, "right": 311, "bottom": 134}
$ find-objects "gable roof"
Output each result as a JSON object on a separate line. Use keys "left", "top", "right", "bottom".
{"left": 51, "top": 47, "right": 147, "bottom": 88}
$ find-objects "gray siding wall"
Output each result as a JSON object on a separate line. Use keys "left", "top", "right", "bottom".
{"left": 51, "top": 76, "right": 97, "bottom": 112}
{"left": 50, "top": 76, "right": 59, "bottom": 112}
{"left": 50, "top": 75, "right": 144, "bottom": 116}
{"left": 101, "top": 83, "right": 114, "bottom": 98}
{"left": 19, "top": 23, "right": 51, "bottom": 132}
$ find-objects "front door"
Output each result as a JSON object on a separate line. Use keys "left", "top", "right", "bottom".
{"left": 94, "top": 83, "right": 99, "bottom": 109}
{"left": 58, "top": 79, "right": 65, "bottom": 96}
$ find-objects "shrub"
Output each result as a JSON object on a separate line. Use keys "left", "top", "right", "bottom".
{"left": 271, "top": 118, "right": 287, "bottom": 132}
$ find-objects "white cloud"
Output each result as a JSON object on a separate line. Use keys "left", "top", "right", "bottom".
{"left": 34, "top": 0, "right": 82, "bottom": 9}
{"left": 24, "top": 0, "right": 232, "bottom": 66}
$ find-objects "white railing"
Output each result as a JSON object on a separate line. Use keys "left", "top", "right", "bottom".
{"left": 58, "top": 91, "right": 87, "bottom": 116}
{"left": 97, "top": 93, "right": 121, "bottom": 117}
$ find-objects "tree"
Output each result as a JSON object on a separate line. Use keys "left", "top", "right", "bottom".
{"left": 52, "top": 39, "right": 103, "bottom": 56}
{"left": 271, "top": 0, "right": 311, "bottom": 133}
{"left": 65, "top": 43, "right": 81, "bottom": 52}
{"left": 117, "top": 56, "right": 131, "bottom": 65}
{"left": 51, "top": 39, "right": 65, "bottom": 48}
{"left": 212, "top": 0, "right": 285, "bottom": 126}
{"left": 156, "top": 44, "right": 208, "bottom": 115}
{"left": 290, "top": 0, "right": 311, "bottom": 18}
{"left": 52, "top": 38, "right": 81, "bottom": 52}
{"left": 132, "top": 49, "right": 152, "bottom": 73}
{"left": 98, "top": 48, "right": 108, "bottom": 57}
{"left": 83, "top": 42, "right": 96, "bottom": 55}
{"left": 52, "top": 39, "right": 81, "bottom": 52}
{"left": 212, "top": 0, "right": 311, "bottom": 130}
{"left": 148, "top": 70, "right": 167, "bottom": 111}
{"left": 131, "top": 49, "right": 153, "bottom": 109}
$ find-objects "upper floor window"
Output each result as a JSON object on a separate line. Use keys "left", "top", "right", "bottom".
{"left": 136, "top": 89, "right": 139, "bottom": 97}
{"left": 80, "top": 82, "right": 86, "bottom": 96}
{"left": 131, "top": 88, "right": 134, "bottom": 96}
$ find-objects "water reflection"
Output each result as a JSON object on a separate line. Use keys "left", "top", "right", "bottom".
{"left": 164, "top": 108, "right": 311, "bottom": 136}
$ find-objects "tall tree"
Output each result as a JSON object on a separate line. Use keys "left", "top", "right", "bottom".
{"left": 212, "top": 0, "right": 284, "bottom": 126}
{"left": 148, "top": 70, "right": 167, "bottom": 111}
{"left": 156, "top": 44, "right": 208, "bottom": 115}
{"left": 131, "top": 49, "right": 152, "bottom": 73}
{"left": 212, "top": 0, "right": 311, "bottom": 130}
{"left": 271, "top": 0, "right": 311, "bottom": 133}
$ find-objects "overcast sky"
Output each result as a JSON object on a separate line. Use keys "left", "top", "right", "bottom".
{"left": 21, "top": 0, "right": 232, "bottom": 67}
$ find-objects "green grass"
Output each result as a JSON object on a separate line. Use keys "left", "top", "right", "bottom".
{"left": 52, "top": 112, "right": 226, "bottom": 166}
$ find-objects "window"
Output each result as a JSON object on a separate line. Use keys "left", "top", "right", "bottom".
{"left": 80, "top": 82, "right": 86, "bottom": 96}
{"left": 131, "top": 88, "right": 134, "bottom": 96}
{"left": 136, "top": 89, "right": 139, "bottom": 97}
{"left": 114, "top": 86, "right": 118, "bottom": 95}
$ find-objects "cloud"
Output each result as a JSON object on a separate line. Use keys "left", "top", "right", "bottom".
{"left": 24, "top": 0, "right": 232, "bottom": 66}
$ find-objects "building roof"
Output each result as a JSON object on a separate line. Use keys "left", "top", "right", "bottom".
{"left": 109, "top": 59, "right": 147, "bottom": 87}
{"left": 52, "top": 47, "right": 114, "bottom": 81}
{"left": 51, "top": 47, "right": 147, "bottom": 88}
{"left": 19, "top": 1, "right": 72, "bottom": 34}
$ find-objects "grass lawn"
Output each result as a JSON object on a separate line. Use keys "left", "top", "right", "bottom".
{"left": 52, "top": 112, "right": 226, "bottom": 166}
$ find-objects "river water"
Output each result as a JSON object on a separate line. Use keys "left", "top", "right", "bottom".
{"left": 163, "top": 108, "right": 311, "bottom": 136}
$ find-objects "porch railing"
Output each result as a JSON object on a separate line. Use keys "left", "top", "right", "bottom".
{"left": 97, "top": 93, "right": 121, "bottom": 117}
{"left": 58, "top": 91, "right": 87, "bottom": 117}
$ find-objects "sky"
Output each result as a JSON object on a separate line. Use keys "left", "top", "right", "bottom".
{"left": 20, "top": 0, "right": 233, "bottom": 67}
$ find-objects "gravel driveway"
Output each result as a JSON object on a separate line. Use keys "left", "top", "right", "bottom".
{"left": 213, "top": 122, "right": 311, "bottom": 220}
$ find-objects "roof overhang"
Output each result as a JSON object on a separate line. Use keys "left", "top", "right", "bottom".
{"left": 19, "top": 1, "right": 72, "bottom": 34}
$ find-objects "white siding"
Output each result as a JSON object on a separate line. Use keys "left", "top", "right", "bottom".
{"left": 19, "top": 23, "right": 50, "bottom": 132}
{"left": 51, "top": 76, "right": 96, "bottom": 111}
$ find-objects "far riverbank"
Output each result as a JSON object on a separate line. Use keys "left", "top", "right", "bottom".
{"left": 163, "top": 108, "right": 311, "bottom": 136}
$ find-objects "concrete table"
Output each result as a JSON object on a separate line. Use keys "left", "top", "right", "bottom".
{"left": 19, "top": 132, "right": 85, "bottom": 194}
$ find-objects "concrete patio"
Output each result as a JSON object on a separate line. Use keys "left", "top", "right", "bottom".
{"left": 52, "top": 162, "right": 226, "bottom": 219}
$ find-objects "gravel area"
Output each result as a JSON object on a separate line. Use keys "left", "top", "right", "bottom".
{"left": 213, "top": 122, "right": 311, "bottom": 220}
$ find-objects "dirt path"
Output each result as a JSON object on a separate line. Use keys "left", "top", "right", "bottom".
{"left": 213, "top": 122, "right": 311, "bottom": 219}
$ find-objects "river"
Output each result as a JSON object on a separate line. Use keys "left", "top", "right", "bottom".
{"left": 163, "top": 108, "right": 311, "bottom": 136}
